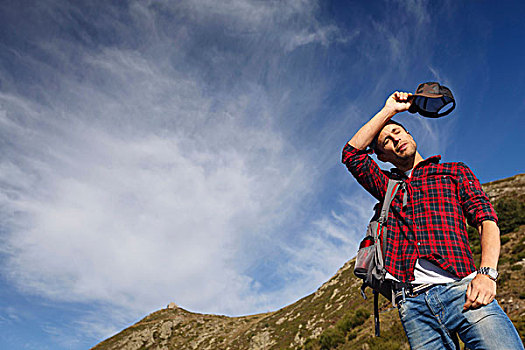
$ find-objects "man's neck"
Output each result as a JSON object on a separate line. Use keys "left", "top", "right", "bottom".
{"left": 396, "top": 151, "right": 424, "bottom": 172}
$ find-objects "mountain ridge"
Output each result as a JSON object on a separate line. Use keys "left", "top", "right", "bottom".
{"left": 92, "top": 173, "right": 525, "bottom": 350}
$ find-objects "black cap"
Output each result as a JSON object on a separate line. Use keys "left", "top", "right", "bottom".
{"left": 408, "top": 82, "right": 455, "bottom": 118}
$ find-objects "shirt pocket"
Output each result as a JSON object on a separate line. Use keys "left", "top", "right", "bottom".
{"left": 414, "top": 174, "right": 461, "bottom": 231}
{"left": 424, "top": 174, "right": 457, "bottom": 204}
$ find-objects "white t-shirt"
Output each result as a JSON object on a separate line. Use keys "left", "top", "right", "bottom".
{"left": 386, "top": 259, "right": 476, "bottom": 283}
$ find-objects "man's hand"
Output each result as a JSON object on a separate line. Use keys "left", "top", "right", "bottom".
{"left": 384, "top": 91, "right": 412, "bottom": 115}
{"left": 463, "top": 274, "right": 497, "bottom": 310}
{"left": 348, "top": 90, "right": 413, "bottom": 150}
{"left": 463, "top": 220, "right": 500, "bottom": 311}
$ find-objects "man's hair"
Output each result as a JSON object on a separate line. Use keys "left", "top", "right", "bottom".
{"left": 370, "top": 120, "right": 408, "bottom": 155}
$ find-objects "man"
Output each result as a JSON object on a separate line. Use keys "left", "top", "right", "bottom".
{"left": 342, "top": 91, "right": 523, "bottom": 349}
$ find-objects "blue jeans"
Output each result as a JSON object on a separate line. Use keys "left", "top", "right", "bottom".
{"left": 397, "top": 277, "right": 524, "bottom": 349}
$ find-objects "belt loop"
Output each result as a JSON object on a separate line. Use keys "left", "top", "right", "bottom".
{"left": 391, "top": 288, "right": 397, "bottom": 307}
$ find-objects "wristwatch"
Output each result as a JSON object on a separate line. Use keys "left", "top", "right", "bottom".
{"left": 478, "top": 267, "right": 499, "bottom": 281}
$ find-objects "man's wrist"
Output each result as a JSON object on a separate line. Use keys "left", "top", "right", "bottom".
{"left": 381, "top": 106, "right": 397, "bottom": 119}
{"left": 478, "top": 267, "right": 499, "bottom": 281}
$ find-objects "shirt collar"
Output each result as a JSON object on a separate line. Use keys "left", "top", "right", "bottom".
{"left": 417, "top": 155, "right": 442, "bottom": 167}
{"left": 390, "top": 155, "right": 441, "bottom": 178}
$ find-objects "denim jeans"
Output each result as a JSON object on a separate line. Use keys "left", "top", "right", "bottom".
{"left": 397, "top": 277, "right": 524, "bottom": 349}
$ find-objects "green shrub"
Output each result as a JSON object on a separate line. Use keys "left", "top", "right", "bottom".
{"left": 368, "top": 339, "right": 403, "bottom": 350}
{"left": 336, "top": 316, "right": 353, "bottom": 334}
{"left": 308, "top": 308, "right": 372, "bottom": 350}
{"left": 467, "top": 226, "right": 479, "bottom": 242}
{"left": 366, "top": 321, "right": 406, "bottom": 350}
{"left": 336, "top": 308, "right": 370, "bottom": 334}
{"left": 513, "top": 243, "right": 525, "bottom": 254}
{"left": 499, "top": 256, "right": 510, "bottom": 265}
{"left": 501, "top": 236, "right": 511, "bottom": 245}
{"left": 352, "top": 309, "right": 371, "bottom": 327}
{"left": 511, "top": 264, "right": 523, "bottom": 271}
{"left": 347, "top": 331, "right": 357, "bottom": 341}
{"left": 498, "top": 272, "right": 511, "bottom": 285}
{"left": 319, "top": 327, "right": 345, "bottom": 350}
{"left": 303, "top": 338, "right": 318, "bottom": 350}
{"left": 495, "top": 197, "right": 525, "bottom": 235}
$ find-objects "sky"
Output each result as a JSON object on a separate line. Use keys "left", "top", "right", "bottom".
{"left": 0, "top": 1, "right": 524, "bottom": 349}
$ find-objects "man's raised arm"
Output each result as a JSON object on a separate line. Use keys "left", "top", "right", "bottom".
{"left": 348, "top": 91, "right": 412, "bottom": 150}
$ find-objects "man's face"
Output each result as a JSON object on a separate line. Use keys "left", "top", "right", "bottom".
{"left": 376, "top": 123, "right": 417, "bottom": 165}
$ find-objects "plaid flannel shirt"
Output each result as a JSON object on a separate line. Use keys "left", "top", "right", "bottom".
{"left": 342, "top": 143, "right": 498, "bottom": 282}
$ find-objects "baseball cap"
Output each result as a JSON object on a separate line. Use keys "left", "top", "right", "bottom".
{"left": 408, "top": 82, "right": 455, "bottom": 118}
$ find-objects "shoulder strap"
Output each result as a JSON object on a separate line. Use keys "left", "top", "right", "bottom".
{"left": 379, "top": 179, "right": 401, "bottom": 223}
{"left": 373, "top": 290, "right": 380, "bottom": 336}
{"left": 378, "top": 179, "right": 403, "bottom": 257}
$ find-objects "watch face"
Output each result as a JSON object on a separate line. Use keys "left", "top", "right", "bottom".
{"left": 480, "top": 267, "right": 498, "bottom": 280}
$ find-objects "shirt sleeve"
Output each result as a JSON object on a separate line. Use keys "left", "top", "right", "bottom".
{"left": 457, "top": 163, "right": 498, "bottom": 227}
{"left": 341, "top": 143, "right": 388, "bottom": 201}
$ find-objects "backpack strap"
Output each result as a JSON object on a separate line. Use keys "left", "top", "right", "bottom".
{"left": 378, "top": 179, "right": 401, "bottom": 223}
{"left": 377, "top": 179, "right": 403, "bottom": 258}
{"left": 359, "top": 178, "right": 405, "bottom": 337}
{"left": 372, "top": 178, "right": 403, "bottom": 337}
{"left": 373, "top": 290, "right": 380, "bottom": 336}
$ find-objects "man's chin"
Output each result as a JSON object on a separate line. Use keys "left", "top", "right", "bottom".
{"left": 399, "top": 147, "right": 416, "bottom": 159}
{"left": 392, "top": 151, "right": 415, "bottom": 165}
{"left": 395, "top": 152, "right": 411, "bottom": 160}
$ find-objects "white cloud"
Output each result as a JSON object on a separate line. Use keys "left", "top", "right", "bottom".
{"left": 170, "top": 0, "right": 317, "bottom": 30}
{"left": 395, "top": 0, "right": 430, "bottom": 25}
{"left": 0, "top": 83, "right": 309, "bottom": 315}
{"left": 428, "top": 65, "right": 443, "bottom": 83}
{"left": 164, "top": 0, "right": 353, "bottom": 52}
{"left": 0, "top": 0, "right": 355, "bottom": 342}
{"left": 274, "top": 191, "right": 376, "bottom": 298}
{"left": 284, "top": 25, "right": 356, "bottom": 52}
{"left": 0, "top": 1, "right": 451, "bottom": 346}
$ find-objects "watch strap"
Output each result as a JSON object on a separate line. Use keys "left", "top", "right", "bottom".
{"left": 478, "top": 267, "right": 498, "bottom": 281}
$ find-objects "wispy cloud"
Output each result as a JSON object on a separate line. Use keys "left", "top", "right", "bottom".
{"left": 284, "top": 25, "right": 356, "bottom": 52}
{"left": 0, "top": 0, "right": 458, "bottom": 346}
{"left": 0, "top": 0, "right": 354, "bottom": 342}
{"left": 283, "top": 191, "right": 376, "bottom": 281}
{"left": 395, "top": 0, "right": 430, "bottom": 25}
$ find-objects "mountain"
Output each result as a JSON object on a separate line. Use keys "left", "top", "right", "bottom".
{"left": 92, "top": 174, "right": 525, "bottom": 350}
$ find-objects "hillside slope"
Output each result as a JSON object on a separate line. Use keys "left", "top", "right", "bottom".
{"left": 92, "top": 174, "right": 525, "bottom": 350}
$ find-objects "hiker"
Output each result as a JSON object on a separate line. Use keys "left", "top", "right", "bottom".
{"left": 342, "top": 91, "right": 523, "bottom": 349}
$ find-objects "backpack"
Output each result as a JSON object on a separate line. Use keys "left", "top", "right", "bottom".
{"left": 354, "top": 178, "right": 405, "bottom": 336}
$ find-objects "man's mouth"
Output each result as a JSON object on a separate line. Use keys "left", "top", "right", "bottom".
{"left": 397, "top": 142, "right": 408, "bottom": 152}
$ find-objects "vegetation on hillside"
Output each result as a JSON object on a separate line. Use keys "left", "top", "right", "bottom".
{"left": 303, "top": 191, "right": 525, "bottom": 349}
{"left": 301, "top": 308, "right": 370, "bottom": 350}
{"left": 92, "top": 176, "right": 525, "bottom": 350}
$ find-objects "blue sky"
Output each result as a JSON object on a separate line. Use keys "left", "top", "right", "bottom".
{"left": 0, "top": 1, "right": 524, "bottom": 349}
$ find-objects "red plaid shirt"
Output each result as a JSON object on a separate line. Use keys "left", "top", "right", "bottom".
{"left": 342, "top": 144, "right": 498, "bottom": 282}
